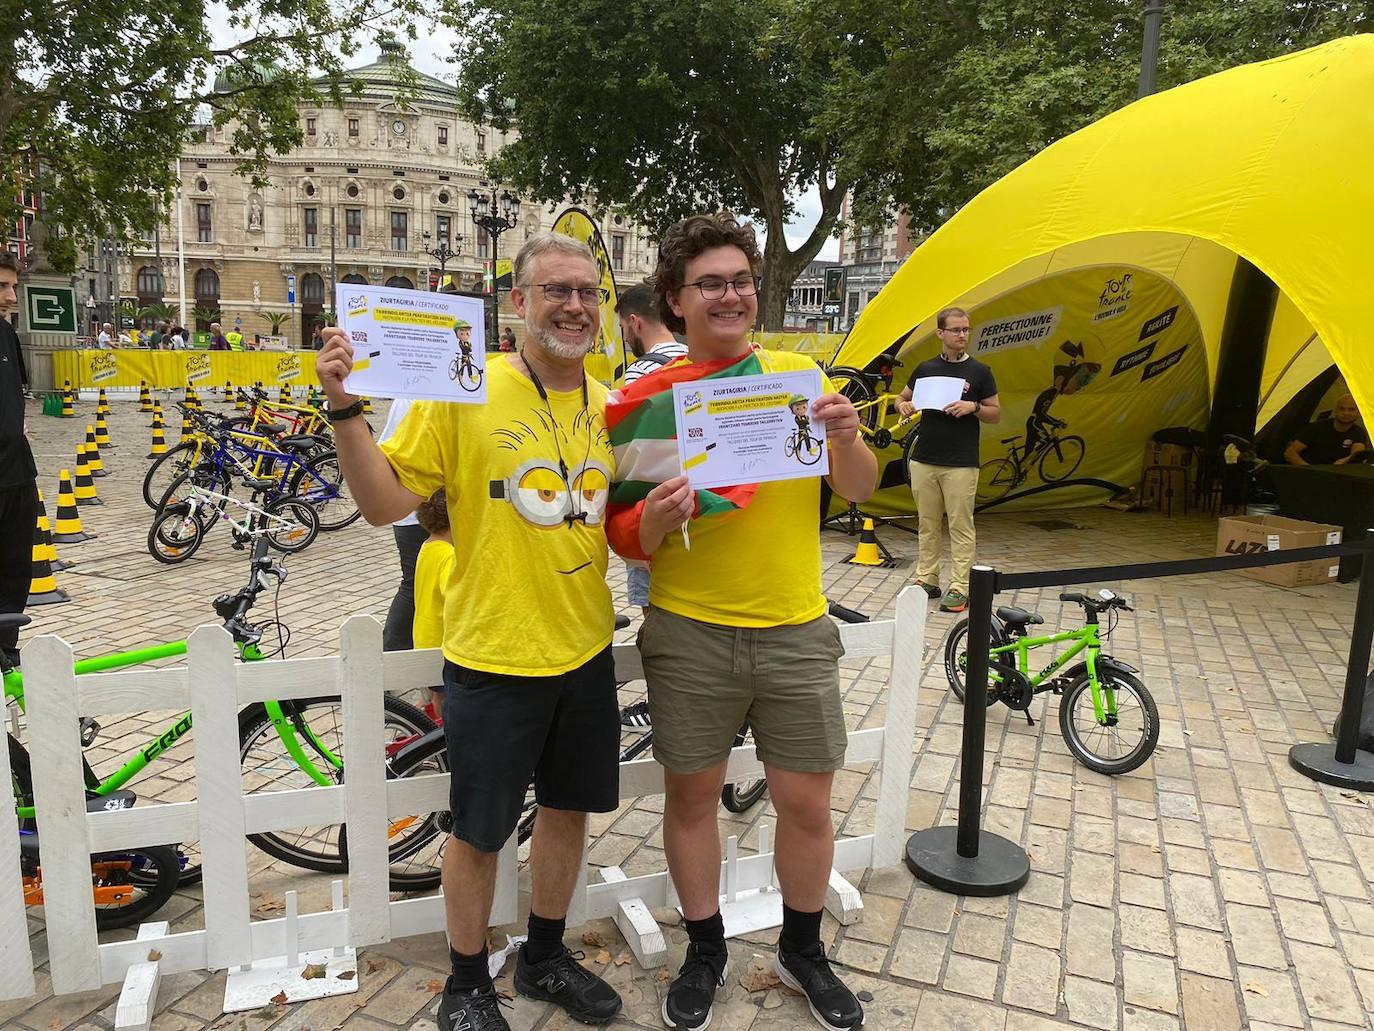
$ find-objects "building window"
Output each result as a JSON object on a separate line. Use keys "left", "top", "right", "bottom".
{"left": 195, "top": 202, "right": 212, "bottom": 243}
{"left": 194, "top": 268, "right": 220, "bottom": 302}
{"left": 346, "top": 183, "right": 359, "bottom": 199}
{"left": 437, "top": 190, "right": 450, "bottom": 205}
{"left": 304, "top": 182, "right": 316, "bottom": 197}
{"left": 611, "top": 234, "right": 625, "bottom": 271}
{"left": 476, "top": 226, "right": 489, "bottom": 260}
{"left": 347, "top": 118, "right": 359, "bottom": 138}
{"left": 385, "top": 275, "right": 413, "bottom": 289}
{"left": 306, "top": 117, "right": 316, "bottom": 136}
{"left": 341, "top": 273, "right": 367, "bottom": 285}
{"left": 438, "top": 126, "right": 448, "bottom": 145}
{"left": 393, "top": 185, "right": 406, "bottom": 201}
{"left": 476, "top": 131, "right": 486, "bottom": 155}
{"left": 345, "top": 208, "right": 362, "bottom": 248}
{"left": 195, "top": 177, "right": 208, "bottom": 192}
{"left": 303, "top": 207, "right": 318, "bottom": 248}
{"left": 301, "top": 273, "right": 325, "bottom": 304}
{"left": 436, "top": 215, "right": 451, "bottom": 248}
{"left": 846, "top": 291, "right": 860, "bottom": 320}
{"left": 136, "top": 266, "right": 163, "bottom": 300}
{"left": 855, "top": 228, "right": 882, "bottom": 264}
{"left": 391, "top": 211, "right": 408, "bottom": 251}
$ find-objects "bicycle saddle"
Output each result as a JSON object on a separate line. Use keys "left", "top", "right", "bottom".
{"left": 996, "top": 606, "right": 1043, "bottom": 626}
{"left": 277, "top": 434, "right": 326, "bottom": 451}
{"left": 242, "top": 477, "right": 278, "bottom": 492}
{"left": 87, "top": 790, "right": 136, "bottom": 813}
{"left": 255, "top": 421, "right": 288, "bottom": 436}
{"left": 0, "top": 613, "right": 32, "bottom": 631}
{"left": 877, "top": 352, "right": 902, "bottom": 367}
{"left": 1001, "top": 435, "right": 1022, "bottom": 444}
{"left": 614, "top": 614, "right": 631, "bottom": 630}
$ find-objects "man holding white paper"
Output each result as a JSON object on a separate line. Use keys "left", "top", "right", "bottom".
{"left": 895, "top": 306, "right": 1001, "bottom": 612}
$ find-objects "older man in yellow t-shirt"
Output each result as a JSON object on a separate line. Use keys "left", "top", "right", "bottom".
{"left": 315, "top": 232, "right": 622, "bottom": 1031}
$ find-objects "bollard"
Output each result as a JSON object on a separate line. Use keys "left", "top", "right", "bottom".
{"left": 905, "top": 565, "right": 1030, "bottom": 895}
{"left": 1290, "top": 530, "right": 1374, "bottom": 789}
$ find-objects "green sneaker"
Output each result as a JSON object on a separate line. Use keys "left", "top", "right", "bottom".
{"left": 939, "top": 589, "right": 968, "bottom": 613}
{"left": 914, "top": 579, "right": 941, "bottom": 600}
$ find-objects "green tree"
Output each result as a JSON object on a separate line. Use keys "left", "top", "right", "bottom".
{"left": 2, "top": 1, "right": 429, "bottom": 272}
{"left": 261, "top": 310, "right": 293, "bottom": 335}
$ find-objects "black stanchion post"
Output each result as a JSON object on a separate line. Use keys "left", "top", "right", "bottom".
{"left": 905, "top": 565, "right": 1030, "bottom": 895}
{"left": 1290, "top": 529, "right": 1374, "bottom": 789}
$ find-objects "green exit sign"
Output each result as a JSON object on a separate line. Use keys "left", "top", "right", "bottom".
{"left": 25, "top": 286, "right": 77, "bottom": 334}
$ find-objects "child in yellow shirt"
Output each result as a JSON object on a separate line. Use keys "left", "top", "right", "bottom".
{"left": 412, "top": 489, "right": 453, "bottom": 715}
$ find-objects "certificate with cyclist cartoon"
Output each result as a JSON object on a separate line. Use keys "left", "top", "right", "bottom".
{"left": 336, "top": 284, "right": 487, "bottom": 403}
{"left": 674, "top": 369, "right": 826, "bottom": 490}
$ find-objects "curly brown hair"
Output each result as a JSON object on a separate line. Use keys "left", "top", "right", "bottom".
{"left": 415, "top": 489, "right": 449, "bottom": 535}
{"left": 649, "top": 212, "right": 761, "bottom": 333}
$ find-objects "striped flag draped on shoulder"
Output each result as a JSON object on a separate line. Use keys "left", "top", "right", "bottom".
{"left": 605, "top": 349, "right": 762, "bottom": 560}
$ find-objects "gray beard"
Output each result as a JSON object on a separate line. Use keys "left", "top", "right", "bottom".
{"left": 525, "top": 314, "right": 597, "bottom": 360}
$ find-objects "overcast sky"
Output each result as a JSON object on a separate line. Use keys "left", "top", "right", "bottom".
{"left": 205, "top": 9, "right": 840, "bottom": 260}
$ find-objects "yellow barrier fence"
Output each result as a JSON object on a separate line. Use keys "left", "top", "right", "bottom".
{"left": 52, "top": 350, "right": 317, "bottom": 390}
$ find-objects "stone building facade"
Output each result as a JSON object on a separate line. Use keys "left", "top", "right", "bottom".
{"left": 835, "top": 195, "right": 920, "bottom": 330}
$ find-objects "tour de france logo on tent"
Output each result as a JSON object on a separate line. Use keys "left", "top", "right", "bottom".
{"left": 185, "top": 352, "right": 212, "bottom": 384}
{"left": 276, "top": 352, "right": 302, "bottom": 383}
{"left": 87, "top": 352, "right": 118, "bottom": 384}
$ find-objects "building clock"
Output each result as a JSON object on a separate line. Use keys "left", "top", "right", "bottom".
{"left": 392, "top": 119, "right": 406, "bottom": 136}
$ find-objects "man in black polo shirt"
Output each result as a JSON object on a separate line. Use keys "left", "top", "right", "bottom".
{"left": 1284, "top": 395, "right": 1369, "bottom": 466}
{"left": 895, "top": 306, "right": 1000, "bottom": 612}
{"left": 0, "top": 252, "right": 38, "bottom": 667}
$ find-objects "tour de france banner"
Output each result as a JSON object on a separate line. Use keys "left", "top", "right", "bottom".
{"left": 56, "top": 349, "right": 318, "bottom": 391}
{"left": 552, "top": 206, "right": 629, "bottom": 388}
{"left": 859, "top": 265, "right": 1211, "bottom": 516}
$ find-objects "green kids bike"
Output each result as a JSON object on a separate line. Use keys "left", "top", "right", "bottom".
{"left": 943, "top": 589, "right": 1160, "bottom": 774}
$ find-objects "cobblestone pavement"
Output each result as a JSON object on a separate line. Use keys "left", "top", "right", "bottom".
{"left": 5, "top": 395, "right": 1374, "bottom": 1031}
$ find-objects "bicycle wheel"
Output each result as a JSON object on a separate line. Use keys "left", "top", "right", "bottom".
{"left": 89, "top": 844, "right": 181, "bottom": 930}
{"left": 148, "top": 504, "right": 205, "bottom": 564}
{"left": 785, "top": 436, "right": 797, "bottom": 458}
{"left": 240, "top": 696, "right": 442, "bottom": 888}
{"left": 1058, "top": 670, "right": 1159, "bottom": 775}
{"left": 142, "top": 441, "right": 198, "bottom": 509}
{"left": 828, "top": 369, "right": 878, "bottom": 429}
{"left": 721, "top": 725, "right": 767, "bottom": 812}
{"left": 458, "top": 361, "right": 483, "bottom": 393}
{"left": 797, "top": 434, "right": 823, "bottom": 466}
{"left": 288, "top": 451, "right": 361, "bottom": 531}
{"left": 976, "top": 457, "right": 1018, "bottom": 504}
{"left": 1039, "top": 435, "right": 1086, "bottom": 482}
{"left": 261, "top": 496, "right": 319, "bottom": 553}
{"left": 374, "top": 728, "right": 451, "bottom": 891}
{"left": 943, "top": 617, "right": 1008, "bottom": 703}
{"left": 157, "top": 467, "right": 231, "bottom": 516}
{"left": 448, "top": 356, "right": 461, "bottom": 380}
{"left": 898, "top": 425, "right": 923, "bottom": 483}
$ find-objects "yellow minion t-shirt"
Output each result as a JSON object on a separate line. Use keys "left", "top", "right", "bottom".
{"left": 380, "top": 356, "right": 615, "bottom": 675}
{"left": 647, "top": 349, "right": 833, "bottom": 628}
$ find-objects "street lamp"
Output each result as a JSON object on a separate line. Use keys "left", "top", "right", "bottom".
{"left": 467, "top": 183, "right": 519, "bottom": 342}
{"left": 421, "top": 229, "right": 464, "bottom": 289}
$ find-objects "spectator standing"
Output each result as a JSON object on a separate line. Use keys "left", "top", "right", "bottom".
{"left": 0, "top": 253, "right": 38, "bottom": 668}
{"left": 209, "top": 323, "right": 229, "bottom": 350}
{"left": 1284, "top": 394, "right": 1369, "bottom": 465}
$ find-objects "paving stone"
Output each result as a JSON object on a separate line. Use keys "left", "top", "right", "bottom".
{"left": 1118, "top": 872, "right": 1166, "bottom": 911}
{"left": 951, "top": 913, "right": 1007, "bottom": 962}
{"left": 1274, "top": 896, "right": 1336, "bottom": 946}
{"left": 1236, "top": 966, "right": 1305, "bottom": 1028}
{"left": 1012, "top": 903, "right": 1064, "bottom": 950}
{"left": 914, "top": 991, "right": 1007, "bottom": 1030}
{"left": 1122, "top": 950, "right": 1179, "bottom": 1015}
{"left": 1001, "top": 942, "right": 1060, "bottom": 1015}
{"left": 1066, "top": 904, "right": 1116, "bottom": 982}
{"left": 1286, "top": 940, "right": 1368, "bottom": 1025}
{"left": 1180, "top": 973, "right": 1242, "bottom": 1031}
{"left": 1225, "top": 903, "right": 1288, "bottom": 970}
{"left": 941, "top": 954, "right": 999, "bottom": 1001}
{"left": 1168, "top": 873, "right": 1222, "bottom": 930}
{"left": 888, "top": 929, "right": 945, "bottom": 985}
{"left": 1118, "top": 905, "right": 1173, "bottom": 957}
{"left": 1174, "top": 927, "right": 1231, "bottom": 978}
{"left": 1063, "top": 975, "right": 1120, "bottom": 1031}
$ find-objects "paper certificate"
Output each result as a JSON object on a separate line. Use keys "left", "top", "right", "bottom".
{"left": 337, "top": 284, "right": 488, "bottom": 403}
{"left": 674, "top": 369, "right": 827, "bottom": 490}
{"left": 911, "top": 375, "right": 966, "bottom": 411}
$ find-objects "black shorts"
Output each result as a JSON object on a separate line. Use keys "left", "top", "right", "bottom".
{"left": 442, "top": 647, "right": 620, "bottom": 853}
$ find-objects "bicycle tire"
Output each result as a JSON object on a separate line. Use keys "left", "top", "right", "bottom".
{"left": 1058, "top": 670, "right": 1159, "bottom": 775}
{"left": 458, "top": 362, "right": 484, "bottom": 393}
{"left": 148, "top": 504, "right": 205, "bottom": 564}
{"left": 943, "top": 617, "right": 1009, "bottom": 703}
{"left": 899, "top": 425, "right": 922, "bottom": 482}
{"left": 240, "top": 696, "right": 442, "bottom": 888}
{"left": 262, "top": 496, "right": 320, "bottom": 553}
{"left": 828, "top": 369, "right": 878, "bottom": 429}
{"left": 797, "top": 435, "right": 823, "bottom": 466}
{"left": 287, "top": 451, "right": 361, "bottom": 531}
{"left": 156, "top": 467, "right": 232, "bottom": 518}
{"left": 721, "top": 726, "right": 767, "bottom": 812}
{"left": 141, "top": 441, "right": 198, "bottom": 509}
{"left": 1039, "top": 435, "right": 1086, "bottom": 482}
{"left": 90, "top": 844, "right": 182, "bottom": 930}
{"left": 976, "top": 457, "right": 1018, "bottom": 505}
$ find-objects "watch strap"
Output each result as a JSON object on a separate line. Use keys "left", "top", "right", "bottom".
{"left": 325, "top": 399, "right": 366, "bottom": 423}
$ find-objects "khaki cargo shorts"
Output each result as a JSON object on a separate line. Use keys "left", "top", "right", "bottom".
{"left": 637, "top": 606, "right": 848, "bottom": 774}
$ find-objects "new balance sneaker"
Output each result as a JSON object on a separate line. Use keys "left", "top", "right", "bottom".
{"left": 775, "top": 943, "right": 864, "bottom": 1031}
{"left": 914, "top": 579, "right": 941, "bottom": 600}
{"left": 436, "top": 979, "right": 511, "bottom": 1031}
{"left": 514, "top": 946, "right": 623, "bottom": 1024}
{"left": 939, "top": 589, "right": 968, "bottom": 613}
{"left": 663, "top": 942, "right": 728, "bottom": 1030}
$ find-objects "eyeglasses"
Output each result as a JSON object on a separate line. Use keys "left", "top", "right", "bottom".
{"left": 939, "top": 326, "right": 972, "bottom": 336}
{"left": 683, "top": 275, "right": 761, "bottom": 300}
{"left": 537, "top": 283, "right": 610, "bottom": 306}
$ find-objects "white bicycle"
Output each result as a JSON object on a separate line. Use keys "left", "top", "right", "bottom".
{"left": 148, "top": 476, "right": 319, "bottom": 564}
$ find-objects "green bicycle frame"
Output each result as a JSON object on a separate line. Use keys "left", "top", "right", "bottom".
{"left": 988, "top": 623, "right": 1120, "bottom": 723}
{"left": 6, "top": 639, "right": 343, "bottom": 821}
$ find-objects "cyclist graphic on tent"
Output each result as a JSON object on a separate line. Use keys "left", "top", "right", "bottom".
{"left": 784, "top": 394, "right": 823, "bottom": 465}
{"left": 448, "top": 319, "right": 484, "bottom": 392}
{"left": 1024, "top": 337, "right": 1101, "bottom": 457}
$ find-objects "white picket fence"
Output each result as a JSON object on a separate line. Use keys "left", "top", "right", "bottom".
{"left": 0, "top": 587, "right": 923, "bottom": 1017}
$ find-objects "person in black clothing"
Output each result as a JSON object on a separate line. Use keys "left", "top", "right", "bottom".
{"left": 0, "top": 252, "right": 38, "bottom": 667}
{"left": 895, "top": 306, "right": 1000, "bottom": 612}
{"left": 1284, "top": 395, "right": 1369, "bottom": 466}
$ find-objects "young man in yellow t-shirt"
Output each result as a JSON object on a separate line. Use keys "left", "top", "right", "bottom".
{"left": 607, "top": 214, "right": 876, "bottom": 1031}
{"left": 315, "top": 233, "right": 622, "bottom": 1031}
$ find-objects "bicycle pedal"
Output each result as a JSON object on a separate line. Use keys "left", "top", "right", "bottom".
{"left": 79, "top": 717, "right": 101, "bottom": 746}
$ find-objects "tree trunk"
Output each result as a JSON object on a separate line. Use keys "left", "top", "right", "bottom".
{"left": 757, "top": 175, "right": 847, "bottom": 331}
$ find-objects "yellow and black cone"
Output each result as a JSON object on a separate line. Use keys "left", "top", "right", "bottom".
{"left": 73, "top": 443, "right": 102, "bottom": 505}
{"left": 139, "top": 381, "right": 153, "bottom": 412}
{"left": 83, "top": 427, "right": 107, "bottom": 476}
{"left": 96, "top": 387, "right": 109, "bottom": 416}
{"left": 235, "top": 389, "right": 247, "bottom": 412}
{"left": 149, "top": 398, "right": 163, "bottom": 428}
{"left": 362, "top": 396, "right": 373, "bottom": 414}
{"left": 148, "top": 418, "right": 168, "bottom": 457}
{"left": 282, "top": 382, "right": 292, "bottom": 401}
{"left": 180, "top": 414, "right": 194, "bottom": 441}
{"left": 27, "top": 501, "right": 70, "bottom": 605}
{"left": 52, "top": 470, "right": 96, "bottom": 543}
{"left": 223, "top": 380, "right": 233, "bottom": 402}
{"left": 35, "top": 489, "right": 73, "bottom": 572}
{"left": 94, "top": 412, "right": 113, "bottom": 449}
{"left": 845, "top": 518, "right": 892, "bottom": 568}
{"left": 61, "top": 381, "right": 74, "bottom": 418}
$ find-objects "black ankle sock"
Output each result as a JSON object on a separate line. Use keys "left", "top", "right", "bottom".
{"left": 523, "top": 910, "right": 566, "bottom": 965}
{"left": 449, "top": 946, "right": 491, "bottom": 991}
{"left": 685, "top": 911, "right": 726, "bottom": 951}
{"left": 779, "top": 904, "right": 823, "bottom": 953}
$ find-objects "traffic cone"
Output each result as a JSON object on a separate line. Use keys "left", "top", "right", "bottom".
{"left": 180, "top": 414, "right": 194, "bottom": 441}
{"left": 96, "top": 387, "right": 109, "bottom": 417}
{"left": 73, "top": 443, "right": 102, "bottom": 505}
{"left": 845, "top": 518, "right": 892, "bottom": 567}
{"left": 148, "top": 416, "right": 168, "bottom": 457}
{"left": 223, "top": 380, "right": 233, "bottom": 402}
{"left": 94, "top": 412, "right": 113, "bottom": 449}
{"left": 235, "top": 389, "right": 247, "bottom": 412}
{"left": 83, "top": 427, "right": 107, "bottom": 477}
{"left": 27, "top": 503, "right": 70, "bottom": 605}
{"left": 61, "top": 382, "right": 74, "bottom": 418}
{"left": 51, "top": 471, "right": 95, "bottom": 543}
{"left": 139, "top": 381, "right": 153, "bottom": 412}
{"left": 34, "top": 489, "right": 72, "bottom": 572}
{"left": 362, "top": 396, "right": 373, "bottom": 414}
{"left": 149, "top": 398, "right": 163, "bottom": 428}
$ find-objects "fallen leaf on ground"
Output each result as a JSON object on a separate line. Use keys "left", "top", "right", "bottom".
{"left": 739, "top": 960, "right": 782, "bottom": 993}
{"left": 1243, "top": 981, "right": 1268, "bottom": 997}
{"left": 655, "top": 969, "right": 671, "bottom": 982}
{"left": 254, "top": 1004, "right": 280, "bottom": 1020}
{"left": 337, "top": 970, "right": 356, "bottom": 981}
{"left": 271, "top": 990, "right": 288, "bottom": 1005}
{"left": 146, "top": 948, "right": 162, "bottom": 962}
{"left": 365, "top": 958, "right": 384, "bottom": 974}
{"left": 301, "top": 963, "right": 327, "bottom": 980}
{"left": 614, "top": 953, "right": 632, "bottom": 966}
{"left": 582, "top": 930, "right": 608, "bottom": 947}
{"left": 594, "top": 949, "right": 612, "bottom": 965}
{"left": 424, "top": 978, "right": 445, "bottom": 994}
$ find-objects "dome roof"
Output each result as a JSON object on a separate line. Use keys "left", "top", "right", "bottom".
{"left": 329, "top": 40, "right": 457, "bottom": 110}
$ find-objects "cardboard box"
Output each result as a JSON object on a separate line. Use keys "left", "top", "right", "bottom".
{"left": 1143, "top": 441, "right": 1193, "bottom": 468}
{"left": 1216, "top": 514, "right": 1342, "bottom": 587}
{"left": 1141, "top": 464, "right": 1189, "bottom": 511}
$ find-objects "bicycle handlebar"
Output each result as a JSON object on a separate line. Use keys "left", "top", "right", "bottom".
{"left": 1059, "top": 590, "right": 1131, "bottom": 613}
{"left": 827, "top": 602, "right": 870, "bottom": 624}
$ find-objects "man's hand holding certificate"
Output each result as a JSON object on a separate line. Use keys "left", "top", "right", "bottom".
{"left": 337, "top": 284, "right": 488, "bottom": 403}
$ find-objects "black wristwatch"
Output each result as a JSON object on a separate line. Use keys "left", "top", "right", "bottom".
{"left": 325, "top": 399, "right": 366, "bottom": 423}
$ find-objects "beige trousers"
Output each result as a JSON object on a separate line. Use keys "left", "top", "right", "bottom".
{"left": 909, "top": 462, "right": 979, "bottom": 594}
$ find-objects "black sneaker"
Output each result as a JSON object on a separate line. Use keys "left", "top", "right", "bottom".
{"left": 436, "top": 979, "right": 511, "bottom": 1031}
{"left": 663, "top": 942, "right": 728, "bottom": 1030}
{"left": 620, "top": 699, "right": 652, "bottom": 727}
{"left": 514, "top": 946, "right": 623, "bottom": 1025}
{"left": 776, "top": 943, "right": 864, "bottom": 1031}
{"left": 914, "top": 579, "right": 941, "bottom": 600}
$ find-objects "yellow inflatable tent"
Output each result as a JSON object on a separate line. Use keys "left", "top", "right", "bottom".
{"left": 831, "top": 35, "right": 1374, "bottom": 514}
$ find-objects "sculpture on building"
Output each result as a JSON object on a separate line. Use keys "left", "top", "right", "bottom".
{"left": 248, "top": 194, "right": 264, "bottom": 231}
